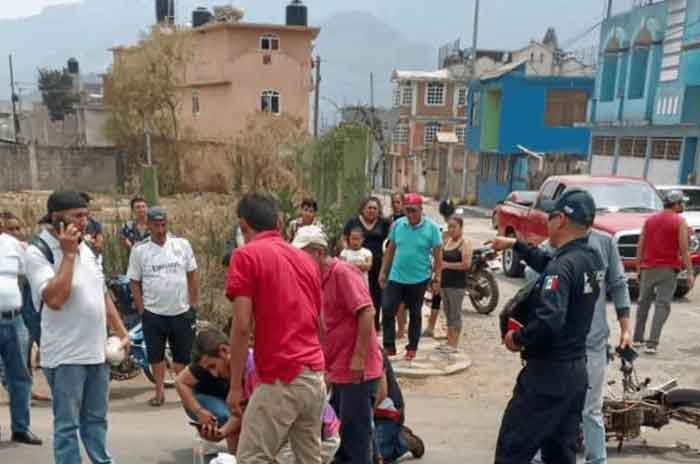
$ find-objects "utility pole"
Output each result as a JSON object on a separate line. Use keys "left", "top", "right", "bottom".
{"left": 370, "top": 72, "right": 375, "bottom": 109}
{"left": 606, "top": 0, "right": 613, "bottom": 19}
{"left": 463, "top": 0, "right": 480, "bottom": 200}
{"left": 313, "top": 55, "right": 321, "bottom": 138}
{"left": 9, "top": 54, "right": 20, "bottom": 141}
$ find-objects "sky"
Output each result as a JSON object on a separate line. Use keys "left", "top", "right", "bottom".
{"left": 1, "top": 0, "right": 80, "bottom": 19}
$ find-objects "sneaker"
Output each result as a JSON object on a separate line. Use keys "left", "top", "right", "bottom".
{"left": 632, "top": 341, "right": 645, "bottom": 349}
{"left": 404, "top": 350, "right": 417, "bottom": 361}
{"left": 400, "top": 426, "right": 425, "bottom": 458}
{"left": 645, "top": 346, "right": 658, "bottom": 355}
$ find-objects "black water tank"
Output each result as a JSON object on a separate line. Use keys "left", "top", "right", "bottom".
{"left": 156, "top": 0, "right": 175, "bottom": 24}
{"left": 192, "top": 7, "right": 213, "bottom": 27}
{"left": 286, "top": 0, "right": 307, "bottom": 27}
{"left": 67, "top": 58, "right": 79, "bottom": 74}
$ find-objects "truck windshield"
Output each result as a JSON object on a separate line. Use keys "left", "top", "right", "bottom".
{"left": 584, "top": 183, "right": 663, "bottom": 213}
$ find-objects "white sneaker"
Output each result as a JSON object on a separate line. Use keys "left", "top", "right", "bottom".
{"left": 644, "top": 346, "right": 657, "bottom": 355}
{"left": 632, "top": 342, "right": 644, "bottom": 349}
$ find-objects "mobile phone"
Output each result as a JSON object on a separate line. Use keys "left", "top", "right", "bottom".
{"left": 189, "top": 421, "right": 202, "bottom": 429}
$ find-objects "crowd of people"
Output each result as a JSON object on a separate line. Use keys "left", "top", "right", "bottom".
{"left": 0, "top": 184, "right": 693, "bottom": 464}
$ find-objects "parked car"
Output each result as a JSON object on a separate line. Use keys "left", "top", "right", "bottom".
{"left": 496, "top": 175, "right": 700, "bottom": 299}
{"left": 492, "top": 191, "right": 537, "bottom": 229}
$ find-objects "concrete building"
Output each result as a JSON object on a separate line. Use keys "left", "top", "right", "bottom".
{"left": 588, "top": 0, "right": 700, "bottom": 185}
{"left": 111, "top": 13, "right": 319, "bottom": 142}
{"left": 467, "top": 62, "right": 594, "bottom": 207}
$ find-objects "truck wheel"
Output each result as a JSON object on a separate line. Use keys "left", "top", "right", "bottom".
{"left": 502, "top": 237, "right": 524, "bottom": 278}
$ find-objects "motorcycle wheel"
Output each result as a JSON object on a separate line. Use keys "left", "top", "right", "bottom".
{"left": 142, "top": 347, "right": 176, "bottom": 389}
{"left": 665, "top": 388, "right": 700, "bottom": 408}
{"left": 469, "top": 270, "right": 500, "bottom": 315}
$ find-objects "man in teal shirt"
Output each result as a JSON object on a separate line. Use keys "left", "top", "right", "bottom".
{"left": 380, "top": 194, "right": 442, "bottom": 360}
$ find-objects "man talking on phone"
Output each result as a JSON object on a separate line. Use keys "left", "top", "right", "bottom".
{"left": 489, "top": 189, "right": 604, "bottom": 464}
{"left": 25, "top": 191, "right": 129, "bottom": 464}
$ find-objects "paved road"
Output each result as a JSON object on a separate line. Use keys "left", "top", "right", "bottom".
{"left": 2, "top": 209, "right": 700, "bottom": 463}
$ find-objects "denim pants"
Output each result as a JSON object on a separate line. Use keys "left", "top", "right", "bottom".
{"left": 531, "top": 347, "right": 608, "bottom": 464}
{"left": 43, "top": 363, "right": 112, "bottom": 464}
{"left": 0, "top": 315, "right": 29, "bottom": 387}
{"left": 0, "top": 317, "right": 32, "bottom": 434}
{"left": 382, "top": 280, "right": 430, "bottom": 352}
{"left": 185, "top": 392, "right": 230, "bottom": 425}
{"left": 330, "top": 379, "right": 380, "bottom": 464}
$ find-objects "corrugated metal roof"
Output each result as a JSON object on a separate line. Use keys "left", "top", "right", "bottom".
{"left": 391, "top": 69, "right": 453, "bottom": 82}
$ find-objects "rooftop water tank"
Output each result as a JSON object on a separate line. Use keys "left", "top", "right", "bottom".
{"left": 286, "top": 0, "right": 307, "bottom": 27}
{"left": 156, "top": 0, "right": 175, "bottom": 24}
{"left": 192, "top": 7, "right": 213, "bottom": 27}
{"left": 67, "top": 58, "right": 79, "bottom": 74}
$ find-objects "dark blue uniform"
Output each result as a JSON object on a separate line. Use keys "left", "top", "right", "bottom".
{"left": 495, "top": 237, "right": 604, "bottom": 464}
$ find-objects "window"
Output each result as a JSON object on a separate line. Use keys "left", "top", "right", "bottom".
{"left": 651, "top": 137, "right": 682, "bottom": 160}
{"left": 592, "top": 136, "right": 616, "bottom": 157}
{"left": 393, "top": 124, "right": 408, "bottom": 145}
{"left": 544, "top": 90, "right": 588, "bottom": 127}
{"left": 426, "top": 82, "right": 445, "bottom": 106}
{"left": 470, "top": 91, "right": 480, "bottom": 127}
{"left": 393, "top": 87, "right": 401, "bottom": 107}
{"left": 480, "top": 154, "right": 492, "bottom": 178}
{"left": 424, "top": 121, "right": 440, "bottom": 144}
{"left": 261, "top": 90, "right": 280, "bottom": 114}
{"left": 540, "top": 53, "right": 544, "bottom": 64}
{"left": 457, "top": 87, "right": 467, "bottom": 106}
{"left": 192, "top": 90, "right": 200, "bottom": 117}
{"left": 401, "top": 84, "right": 413, "bottom": 106}
{"left": 260, "top": 34, "right": 280, "bottom": 51}
{"left": 536, "top": 181, "right": 558, "bottom": 209}
{"left": 456, "top": 125, "right": 465, "bottom": 144}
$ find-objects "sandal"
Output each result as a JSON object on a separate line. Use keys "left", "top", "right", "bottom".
{"left": 149, "top": 395, "right": 165, "bottom": 407}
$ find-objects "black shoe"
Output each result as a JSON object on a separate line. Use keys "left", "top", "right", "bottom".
{"left": 12, "top": 431, "right": 43, "bottom": 446}
{"left": 400, "top": 425, "right": 424, "bottom": 458}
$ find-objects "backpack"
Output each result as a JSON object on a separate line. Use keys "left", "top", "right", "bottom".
{"left": 20, "top": 236, "right": 54, "bottom": 344}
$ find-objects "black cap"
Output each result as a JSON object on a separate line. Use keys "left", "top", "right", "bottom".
{"left": 540, "top": 188, "right": 596, "bottom": 227}
{"left": 39, "top": 191, "right": 88, "bottom": 224}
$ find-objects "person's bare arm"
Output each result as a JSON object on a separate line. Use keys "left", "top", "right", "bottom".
{"left": 187, "top": 270, "right": 200, "bottom": 307}
{"left": 375, "top": 371, "right": 388, "bottom": 408}
{"left": 432, "top": 246, "right": 444, "bottom": 289}
{"left": 130, "top": 280, "right": 144, "bottom": 314}
{"left": 679, "top": 219, "right": 694, "bottom": 288}
{"left": 105, "top": 293, "right": 129, "bottom": 341}
{"left": 120, "top": 236, "right": 132, "bottom": 250}
{"left": 379, "top": 242, "right": 396, "bottom": 288}
{"left": 357, "top": 254, "right": 373, "bottom": 273}
{"left": 175, "top": 367, "right": 217, "bottom": 427}
{"left": 350, "top": 306, "right": 375, "bottom": 383}
{"left": 227, "top": 296, "right": 253, "bottom": 417}
{"left": 42, "top": 224, "right": 80, "bottom": 310}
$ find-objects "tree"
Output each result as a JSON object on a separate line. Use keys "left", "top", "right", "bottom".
{"left": 344, "top": 105, "right": 390, "bottom": 189}
{"left": 37, "top": 67, "right": 80, "bottom": 121}
{"left": 104, "top": 26, "right": 193, "bottom": 192}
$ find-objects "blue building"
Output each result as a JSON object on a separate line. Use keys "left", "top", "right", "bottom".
{"left": 466, "top": 62, "right": 594, "bottom": 207}
{"left": 589, "top": 0, "right": 700, "bottom": 185}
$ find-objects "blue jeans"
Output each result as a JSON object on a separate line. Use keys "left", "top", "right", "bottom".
{"left": 43, "top": 364, "right": 112, "bottom": 464}
{"left": 330, "top": 379, "right": 380, "bottom": 464}
{"left": 185, "top": 392, "right": 231, "bottom": 425}
{"left": 530, "top": 347, "right": 608, "bottom": 464}
{"left": 0, "top": 315, "right": 29, "bottom": 387}
{"left": 0, "top": 317, "right": 32, "bottom": 433}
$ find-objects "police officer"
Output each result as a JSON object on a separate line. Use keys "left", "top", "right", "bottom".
{"left": 489, "top": 189, "right": 604, "bottom": 464}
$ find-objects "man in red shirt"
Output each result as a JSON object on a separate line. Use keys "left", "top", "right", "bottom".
{"left": 634, "top": 190, "right": 694, "bottom": 354}
{"left": 293, "top": 225, "right": 384, "bottom": 464}
{"left": 225, "top": 192, "right": 326, "bottom": 463}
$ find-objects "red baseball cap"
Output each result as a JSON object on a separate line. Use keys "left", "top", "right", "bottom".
{"left": 404, "top": 193, "right": 423, "bottom": 206}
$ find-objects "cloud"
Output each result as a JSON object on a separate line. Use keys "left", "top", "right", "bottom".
{"left": 0, "top": 0, "right": 81, "bottom": 20}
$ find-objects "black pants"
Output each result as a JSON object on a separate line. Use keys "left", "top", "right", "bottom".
{"left": 368, "top": 266, "right": 383, "bottom": 331}
{"left": 495, "top": 358, "right": 587, "bottom": 464}
{"left": 330, "top": 379, "right": 380, "bottom": 464}
{"left": 141, "top": 309, "right": 196, "bottom": 365}
{"left": 382, "top": 280, "right": 429, "bottom": 352}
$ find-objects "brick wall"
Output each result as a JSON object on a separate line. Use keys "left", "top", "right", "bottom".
{"left": 0, "top": 143, "right": 126, "bottom": 192}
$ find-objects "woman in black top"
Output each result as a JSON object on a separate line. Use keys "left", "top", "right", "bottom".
{"left": 343, "top": 197, "right": 391, "bottom": 330}
{"left": 438, "top": 216, "right": 472, "bottom": 353}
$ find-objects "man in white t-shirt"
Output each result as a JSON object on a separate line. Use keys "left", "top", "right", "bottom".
{"left": 24, "top": 191, "right": 129, "bottom": 464}
{"left": 0, "top": 224, "right": 42, "bottom": 446}
{"left": 127, "top": 206, "right": 199, "bottom": 407}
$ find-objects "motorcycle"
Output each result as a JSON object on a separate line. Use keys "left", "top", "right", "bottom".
{"left": 106, "top": 276, "right": 176, "bottom": 387}
{"left": 466, "top": 246, "right": 500, "bottom": 315}
{"left": 603, "top": 346, "right": 700, "bottom": 450}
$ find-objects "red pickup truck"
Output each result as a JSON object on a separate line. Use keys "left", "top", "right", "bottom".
{"left": 496, "top": 175, "right": 700, "bottom": 298}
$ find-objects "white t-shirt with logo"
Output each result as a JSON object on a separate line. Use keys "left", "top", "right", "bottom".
{"left": 340, "top": 247, "right": 373, "bottom": 287}
{"left": 25, "top": 229, "right": 107, "bottom": 368}
{"left": 0, "top": 233, "right": 25, "bottom": 312}
{"left": 127, "top": 235, "right": 197, "bottom": 317}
